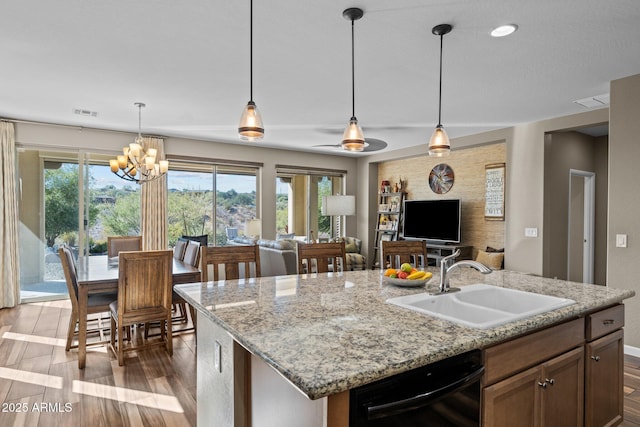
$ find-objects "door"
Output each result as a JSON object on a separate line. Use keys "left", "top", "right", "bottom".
{"left": 540, "top": 347, "right": 584, "bottom": 427}
{"left": 483, "top": 365, "right": 540, "bottom": 427}
{"left": 585, "top": 329, "right": 624, "bottom": 427}
{"left": 567, "top": 170, "right": 595, "bottom": 283}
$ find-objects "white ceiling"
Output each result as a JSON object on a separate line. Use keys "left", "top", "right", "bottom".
{"left": 2, "top": 0, "right": 639, "bottom": 156}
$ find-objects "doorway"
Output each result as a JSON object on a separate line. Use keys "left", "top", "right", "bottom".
{"left": 567, "top": 169, "right": 595, "bottom": 283}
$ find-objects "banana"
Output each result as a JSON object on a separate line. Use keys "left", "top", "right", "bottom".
{"left": 407, "top": 271, "right": 428, "bottom": 280}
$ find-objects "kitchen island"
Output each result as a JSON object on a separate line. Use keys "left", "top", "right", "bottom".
{"left": 174, "top": 268, "right": 634, "bottom": 426}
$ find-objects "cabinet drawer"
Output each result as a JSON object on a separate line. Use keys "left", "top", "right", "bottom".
{"left": 586, "top": 304, "right": 624, "bottom": 341}
{"left": 483, "top": 318, "right": 584, "bottom": 385}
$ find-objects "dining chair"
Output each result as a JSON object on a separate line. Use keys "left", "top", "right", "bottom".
{"left": 107, "top": 235, "right": 142, "bottom": 260}
{"left": 381, "top": 240, "right": 428, "bottom": 270}
{"left": 200, "top": 245, "right": 261, "bottom": 282}
{"left": 59, "top": 247, "right": 118, "bottom": 351}
{"left": 297, "top": 241, "right": 346, "bottom": 274}
{"left": 173, "top": 237, "right": 189, "bottom": 261}
{"left": 182, "top": 240, "right": 201, "bottom": 267}
{"left": 109, "top": 250, "right": 173, "bottom": 366}
{"left": 168, "top": 239, "right": 199, "bottom": 335}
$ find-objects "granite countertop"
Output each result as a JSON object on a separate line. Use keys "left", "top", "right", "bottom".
{"left": 173, "top": 269, "right": 635, "bottom": 400}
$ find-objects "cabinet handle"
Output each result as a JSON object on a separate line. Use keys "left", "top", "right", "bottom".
{"left": 545, "top": 378, "right": 555, "bottom": 386}
{"left": 591, "top": 355, "right": 601, "bottom": 362}
{"left": 537, "top": 381, "right": 547, "bottom": 389}
{"left": 602, "top": 319, "right": 615, "bottom": 325}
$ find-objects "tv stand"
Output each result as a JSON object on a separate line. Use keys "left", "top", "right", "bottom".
{"left": 426, "top": 243, "right": 472, "bottom": 267}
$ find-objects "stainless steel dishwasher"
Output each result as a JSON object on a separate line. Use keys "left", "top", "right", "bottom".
{"left": 349, "top": 350, "right": 484, "bottom": 426}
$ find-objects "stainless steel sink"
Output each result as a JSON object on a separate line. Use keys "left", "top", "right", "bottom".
{"left": 386, "top": 284, "right": 575, "bottom": 329}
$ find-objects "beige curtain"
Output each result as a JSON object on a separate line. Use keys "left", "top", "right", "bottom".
{"left": 140, "top": 137, "right": 168, "bottom": 251}
{"left": 1, "top": 122, "right": 20, "bottom": 308}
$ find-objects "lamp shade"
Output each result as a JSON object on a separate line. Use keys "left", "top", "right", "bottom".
{"left": 238, "top": 101, "right": 264, "bottom": 140}
{"left": 322, "top": 195, "right": 356, "bottom": 216}
{"left": 244, "top": 219, "right": 262, "bottom": 237}
{"left": 428, "top": 125, "right": 451, "bottom": 157}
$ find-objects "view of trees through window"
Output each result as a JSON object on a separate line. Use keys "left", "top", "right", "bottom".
{"left": 43, "top": 164, "right": 257, "bottom": 259}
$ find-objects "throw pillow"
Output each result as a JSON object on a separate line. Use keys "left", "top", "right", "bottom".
{"left": 476, "top": 250, "right": 504, "bottom": 270}
{"left": 345, "top": 242, "right": 358, "bottom": 253}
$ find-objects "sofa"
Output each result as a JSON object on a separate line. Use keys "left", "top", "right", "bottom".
{"left": 229, "top": 235, "right": 366, "bottom": 275}
{"left": 228, "top": 236, "right": 298, "bottom": 277}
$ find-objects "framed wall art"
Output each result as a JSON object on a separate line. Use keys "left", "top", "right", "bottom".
{"left": 485, "top": 163, "right": 505, "bottom": 220}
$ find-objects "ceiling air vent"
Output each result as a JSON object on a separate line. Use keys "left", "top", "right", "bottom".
{"left": 573, "top": 93, "right": 610, "bottom": 109}
{"left": 73, "top": 108, "right": 98, "bottom": 117}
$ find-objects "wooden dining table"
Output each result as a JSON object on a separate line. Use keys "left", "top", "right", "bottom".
{"left": 75, "top": 254, "right": 201, "bottom": 369}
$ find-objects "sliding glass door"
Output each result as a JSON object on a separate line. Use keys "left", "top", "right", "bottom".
{"left": 276, "top": 171, "right": 344, "bottom": 241}
{"left": 17, "top": 149, "right": 141, "bottom": 302}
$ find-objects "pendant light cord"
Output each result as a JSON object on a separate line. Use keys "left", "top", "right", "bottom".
{"left": 351, "top": 18, "right": 356, "bottom": 119}
{"left": 437, "top": 32, "right": 443, "bottom": 127}
{"left": 249, "top": 0, "right": 254, "bottom": 102}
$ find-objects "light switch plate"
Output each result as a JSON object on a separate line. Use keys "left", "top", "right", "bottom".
{"left": 616, "top": 234, "right": 627, "bottom": 248}
{"left": 214, "top": 340, "right": 221, "bottom": 373}
{"left": 525, "top": 227, "right": 538, "bottom": 238}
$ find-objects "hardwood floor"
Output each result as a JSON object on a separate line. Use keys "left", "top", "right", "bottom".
{"left": 0, "top": 300, "right": 196, "bottom": 426}
{"left": 2, "top": 300, "right": 640, "bottom": 426}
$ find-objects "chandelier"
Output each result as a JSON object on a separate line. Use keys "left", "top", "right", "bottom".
{"left": 109, "top": 102, "right": 168, "bottom": 184}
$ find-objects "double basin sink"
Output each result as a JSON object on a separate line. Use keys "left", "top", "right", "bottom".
{"left": 386, "top": 284, "right": 575, "bottom": 329}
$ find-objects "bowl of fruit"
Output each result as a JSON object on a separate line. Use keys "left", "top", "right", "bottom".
{"left": 383, "top": 263, "right": 433, "bottom": 287}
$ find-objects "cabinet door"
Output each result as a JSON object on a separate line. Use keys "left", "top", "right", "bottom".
{"left": 585, "top": 329, "right": 624, "bottom": 427}
{"left": 540, "top": 346, "right": 584, "bottom": 427}
{"left": 483, "top": 365, "right": 541, "bottom": 427}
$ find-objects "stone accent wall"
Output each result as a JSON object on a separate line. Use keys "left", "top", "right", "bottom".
{"left": 378, "top": 142, "right": 506, "bottom": 257}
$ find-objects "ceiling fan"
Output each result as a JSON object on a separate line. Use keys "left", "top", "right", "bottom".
{"left": 313, "top": 137, "right": 388, "bottom": 152}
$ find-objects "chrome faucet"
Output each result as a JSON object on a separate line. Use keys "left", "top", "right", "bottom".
{"left": 433, "top": 250, "right": 493, "bottom": 295}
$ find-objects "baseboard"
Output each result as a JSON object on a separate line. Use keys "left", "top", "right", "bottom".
{"left": 624, "top": 345, "right": 640, "bottom": 358}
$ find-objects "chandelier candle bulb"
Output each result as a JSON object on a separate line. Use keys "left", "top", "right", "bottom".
{"left": 110, "top": 159, "right": 119, "bottom": 173}
{"left": 159, "top": 160, "right": 169, "bottom": 173}
{"left": 117, "top": 155, "right": 127, "bottom": 169}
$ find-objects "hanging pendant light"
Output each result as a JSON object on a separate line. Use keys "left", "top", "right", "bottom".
{"left": 341, "top": 7, "right": 365, "bottom": 152}
{"left": 238, "top": 0, "right": 264, "bottom": 141}
{"left": 428, "top": 24, "right": 453, "bottom": 157}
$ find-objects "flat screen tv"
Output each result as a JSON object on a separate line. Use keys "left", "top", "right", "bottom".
{"left": 403, "top": 199, "right": 461, "bottom": 244}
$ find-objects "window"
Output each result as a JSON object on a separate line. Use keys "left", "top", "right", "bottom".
{"left": 167, "top": 162, "right": 258, "bottom": 246}
{"left": 276, "top": 167, "right": 345, "bottom": 241}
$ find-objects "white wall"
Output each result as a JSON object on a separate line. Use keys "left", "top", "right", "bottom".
{"left": 609, "top": 73, "right": 640, "bottom": 347}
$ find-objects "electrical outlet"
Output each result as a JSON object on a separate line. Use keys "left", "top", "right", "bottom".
{"left": 214, "top": 341, "right": 221, "bottom": 373}
{"left": 525, "top": 227, "right": 538, "bottom": 238}
{"left": 616, "top": 234, "right": 627, "bottom": 248}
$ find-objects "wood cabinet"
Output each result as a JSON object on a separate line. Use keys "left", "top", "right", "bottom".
{"left": 372, "top": 192, "right": 404, "bottom": 269}
{"left": 483, "top": 305, "right": 626, "bottom": 427}
{"left": 483, "top": 319, "right": 585, "bottom": 427}
{"left": 585, "top": 305, "right": 624, "bottom": 427}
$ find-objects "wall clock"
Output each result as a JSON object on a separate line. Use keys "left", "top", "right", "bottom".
{"left": 429, "top": 163, "right": 455, "bottom": 194}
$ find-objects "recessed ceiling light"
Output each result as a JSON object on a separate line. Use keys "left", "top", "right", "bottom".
{"left": 490, "top": 24, "right": 518, "bottom": 37}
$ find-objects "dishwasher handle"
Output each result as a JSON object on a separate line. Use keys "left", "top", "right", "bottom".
{"left": 366, "top": 365, "right": 485, "bottom": 420}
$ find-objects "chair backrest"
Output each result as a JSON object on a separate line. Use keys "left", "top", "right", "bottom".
{"left": 182, "top": 234, "right": 208, "bottom": 248}
{"left": 200, "top": 245, "right": 261, "bottom": 282}
{"left": 117, "top": 250, "right": 173, "bottom": 323}
{"left": 183, "top": 240, "right": 201, "bottom": 267}
{"left": 108, "top": 236, "right": 142, "bottom": 259}
{"left": 173, "top": 237, "right": 189, "bottom": 260}
{"left": 58, "top": 247, "right": 79, "bottom": 306}
{"left": 381, "top": 240, "right": 428, "bottom": 270}
{"left": 297, "top": 241, "right": 346, "bottom": 274}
